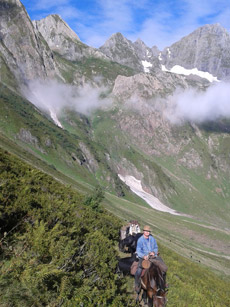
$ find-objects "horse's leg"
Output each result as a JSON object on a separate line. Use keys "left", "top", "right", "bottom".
{"left": 142, "top": 290, "right": 147, "bottom": 305}
{"left": 147, "top": 290, "right": 154, "bottom": 307}
{"left": 135, "top": 292, "right": 140, "bottom": 305}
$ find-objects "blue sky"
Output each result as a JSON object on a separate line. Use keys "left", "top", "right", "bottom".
{"left": 21, "top": 0, "right": 230, "bottom": 49}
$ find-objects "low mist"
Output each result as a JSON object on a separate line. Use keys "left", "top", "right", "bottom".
{"left": 22, "top": 79, "right": 230, "bottom": 127}
{"left": 22, "top": 79, "right": 111, "bottom": 118}
{"left": 165, "top": 82, "right": 230, "bottom": 124}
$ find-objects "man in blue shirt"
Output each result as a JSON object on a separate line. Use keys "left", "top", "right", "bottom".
{"left": 135, "top": 225, "right": 165, "bottom": 293}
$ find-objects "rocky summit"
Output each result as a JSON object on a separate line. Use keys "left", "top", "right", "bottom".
{"left": 160, "top": 23, "right": 230, "bottom": 80}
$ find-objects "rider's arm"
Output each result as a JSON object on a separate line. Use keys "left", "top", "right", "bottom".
{"left": 136, "top": 236, "right": 145, "bottom": 258}
{"left": 150, "top": 236, "right": 158, "bottom": 254}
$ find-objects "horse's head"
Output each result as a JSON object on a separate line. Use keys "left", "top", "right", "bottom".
{"left": 153, "top": 289, "right": 167, "bottom": 307}
{"left": 119, "top": 235, "right": 136, "bottom": 253}
{"left": 142, "top": 263, "right": 167, "bottom": 306}
{"left": 153, "top": 291, "right": 167, "bottom": 307}
{"left": 119, "top": 239, "right": 125, "bottom": 252}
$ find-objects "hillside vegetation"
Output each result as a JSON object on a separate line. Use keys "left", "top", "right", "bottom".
{"left": 0, "top": 148, "right": 230, "bottom": 306}
{"left": 0, "top": 148, "right": 133, "bottom": 306}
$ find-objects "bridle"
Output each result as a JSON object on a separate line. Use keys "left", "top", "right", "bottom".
{"left": 153, "top": 294, "right": 167, "bottom": 307}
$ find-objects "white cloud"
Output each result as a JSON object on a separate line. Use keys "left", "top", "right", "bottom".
{"left": 76, "top": 0, "right": 135, "bottom": 47}
{"left": 165, "top": 82, "right": 230, "bottom": 124}
{"left": 55, "top": 6, "right": 80, "bottom": 20}
{"left": 22, "top": 80, "right": 112, "bottom": 120}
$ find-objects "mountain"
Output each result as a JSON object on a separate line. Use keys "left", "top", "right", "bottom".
{"left": 99, "top": 32, "right": 161, "bottom": 73}
{"left": 0, "top": 0, "right": 58, "bottom": 85}
{"left": 33, "top": 14, "right": 108, "bottom": 62}
{"left": 0, "top": 0, "right": 230, "bottom": 283}
{"left": 161, "top": 24, "right": 230, "bottom": 80}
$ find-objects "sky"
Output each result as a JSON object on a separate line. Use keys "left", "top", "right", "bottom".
{"left": 20, "top": 0, "right": 230, "bottom": 50}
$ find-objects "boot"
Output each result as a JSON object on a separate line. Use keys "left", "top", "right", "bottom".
{"left": 135, "top": 269, "right": 142, "bottom": 293}
{"left": 134, "top": 276, "right": 141, "bottom": 293}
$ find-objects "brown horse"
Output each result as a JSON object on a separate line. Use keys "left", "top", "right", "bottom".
{"left": 137, "top": 262, "right": 167, "bottom": 306}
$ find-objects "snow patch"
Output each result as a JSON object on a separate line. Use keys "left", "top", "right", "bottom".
{"left": 146, "top": 49, "right": 151, "bottom": 58}
{"left": 167, "top": 48, "right": 171, "bottom": 58}
{"left": 49, "top": 109, "right": 63, "bottom": 128}
{"left": 142, "top": 60, "right": 152, "bottom": 73}
{"left": 161, "top": 64, "right": 219, "bottom": 83}
{"left": 158, "top": 52, "right": 162, "bottom": 61}
{"left": 118, "top": 174, "right": 183, "bottom": 216}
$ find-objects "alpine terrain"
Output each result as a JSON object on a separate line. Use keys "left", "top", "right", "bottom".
{"left": 0, "top": 0, "right": 230, "bottom": 306}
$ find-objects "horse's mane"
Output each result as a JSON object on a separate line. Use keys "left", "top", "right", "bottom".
{"left": 147, "top": 262, "right": 165, "bottom": 292}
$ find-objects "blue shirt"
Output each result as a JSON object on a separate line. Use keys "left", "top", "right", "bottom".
{"left": 136, "top": 235, "right": 158, "bottom": 258}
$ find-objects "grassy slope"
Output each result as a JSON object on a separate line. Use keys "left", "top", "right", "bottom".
{"left": 0, "top": 82, "right": 133, "bottom": 197}
{"left": 0, "top": 147, "right": 134, "bottom": 306}
{"left": 0, "top": 83, "right": 95, "bottom": 183}
{"left": 55, "top": 52, "right": 135, "bottom": 85}
{"left": 90, "top": 108, "right": 230, "bottom": 225}
{"left": 105, "top": 193, "right": 230, "bottom": 278}
{"left": 1, "top": 80, "right": 229, "bottom": 278}
{"left": 0, "top": 148, "right": 229, "bottom": 306}
{"left": 87, "top": 108, "right": 230, "bottom": 277}
{"left": 0, "top": 70, "right": 229, "bottom": 303}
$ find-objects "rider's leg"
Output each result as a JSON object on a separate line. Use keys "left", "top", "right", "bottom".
{"left": 134, "top": 259, "right": 142, "bottom": 293}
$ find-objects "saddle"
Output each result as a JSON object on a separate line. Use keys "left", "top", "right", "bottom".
{"left": 149, "top": 256, "right": 168, "bottom": 272}
{"left": 130, "top": 261, "right": 138, "bottom": 275}
{"left": 130, "top": 260, "right": 149, "bottom": 276}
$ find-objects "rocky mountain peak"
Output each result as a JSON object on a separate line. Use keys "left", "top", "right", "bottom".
{"left": 1, "top": 0, "right": 23, "bottom": 9}
{"left": 161, "top": 23, "right": 230, "bottom": 80}
{"left": 99, "top": 32, "right": 144, "bottom": 72}
{"left": 99, "top": 33, "right": 161, "bottom": 73}
{"left": 134, "top": 38, "right": 147, "bottom": 47}
{"left": 0, "top": 0, "right": 58, "bottom": 84}
{"left": 105, "top": 32, "right": 129, "bottom": 43}
{"left": 100, "top": 32, "right": 135, "bottom": 53}
{"left": 133, "top": 38, "right": 148, "bottom": 53}
{"left": 133, "top": 38, "right": 155, "bottom": 60}
{"left": 33, "top": 14, "right": 107, "bottom": 62}
{"left": 33, "top": 14, "right": 80, "bottom": 49}
{"left": 197, "top": 23, "right": 228, "bottom": 35}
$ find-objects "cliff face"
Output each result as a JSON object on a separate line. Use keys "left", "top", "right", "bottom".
{"left": 33, "top": 14, "right": 108, "bottom": 62}
{"left": 0, "top": 0, "right": 58, "bottom": 84}
{"left": 161, "top": 24, "right": 230, "bottom": 80}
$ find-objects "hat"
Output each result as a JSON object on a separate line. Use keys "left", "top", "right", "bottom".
{"left": 143, "top": 225, "right": 151, "bottom": 232}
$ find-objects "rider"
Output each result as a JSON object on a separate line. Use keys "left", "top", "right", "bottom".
{"left": 135, "top": 225, "right": 167, "bottom": 293}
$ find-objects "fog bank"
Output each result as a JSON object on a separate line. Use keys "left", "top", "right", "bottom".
{"left": 165, "top": 82, "right": 230, "bottom": 124}
{"left": 22, "top": 79, "right": 111, "bottom": 120}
